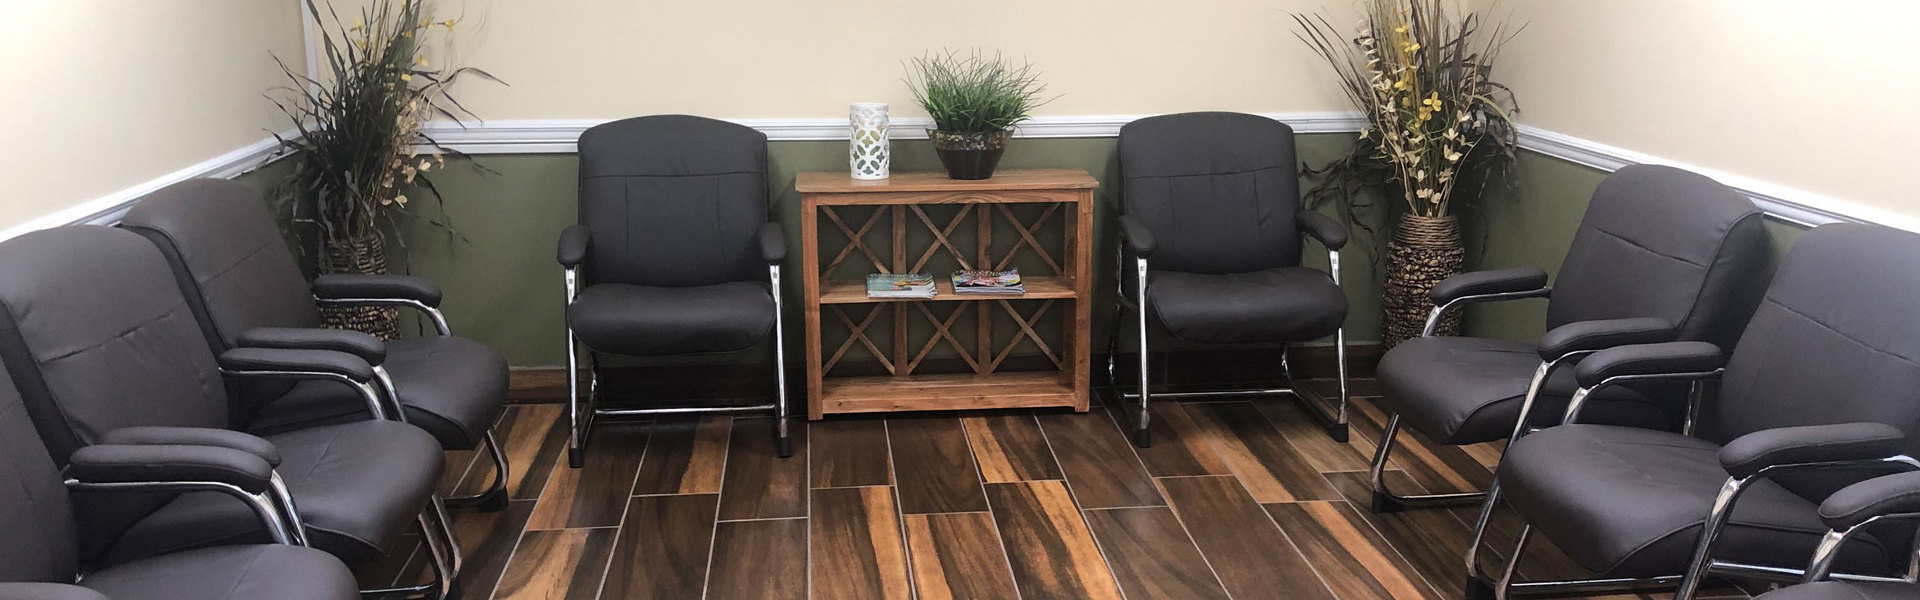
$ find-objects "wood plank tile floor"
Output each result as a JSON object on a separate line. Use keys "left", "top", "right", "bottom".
{"left": 368, "top": 380, "right": 1759, "bottom": 600}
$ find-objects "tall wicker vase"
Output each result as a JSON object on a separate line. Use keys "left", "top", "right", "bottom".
{"left": 1381, "top": 214, "right": 1465, "bottom": 348}
{"left": 318, "top": 233, "right": 400, "bottom": 340}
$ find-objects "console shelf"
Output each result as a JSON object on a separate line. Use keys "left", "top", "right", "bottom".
{"left": 796, "top": 169, "right": 1097, "bottom": 419}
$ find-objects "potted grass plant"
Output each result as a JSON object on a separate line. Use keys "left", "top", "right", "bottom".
{"left": 267, "top": 0, "right": 499, "bottom": 338}
{"left": 1295, "top": 0, "right": 1521, "bottom": 346}
{"left": 905, "top": 50, "right": 1052, "bottom": 180}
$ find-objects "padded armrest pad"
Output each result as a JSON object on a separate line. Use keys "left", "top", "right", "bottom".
{"left": 99, "top": 427, "right": 281, "bottom": 467}
{"left": 311, "top": 274, "right": 443, "bottom": 307}
{"left": 1118, "top": 215, "right": 1156, "bottom": 258}
{"left": 0, "top": 583, "right": 111, "bottom": 600}
{"left": 1720, "top": 422, "right": 1905, "bottom": 480}
{"left": 758, "top": 222, "right": 786, "bottom": 263}
{"left": 1573, "top": 341, "right": 1725, "bottom": 388}
{"left": 558, "top": 223, "right": 590, "bottom": 268}
{"left": 1429, "top": 267, "right": 1550, "bottom": 305}
{"left": 237, "top": 327, "right": 385, "bottom": 366}
{"left": 1537, "top": 317, "right": 1677, "bottom": 360}
{"left": 218, "top": 347, "right": 374, "bottom": 383}
{"left": 1296, "top": 210, "right": 1348, "bottom": 251}
{"left": 1821, "top": 471, "right": 1920, "bottom": 531}
{"left": 67, "top": 444, "right": 274, "bottom": 493}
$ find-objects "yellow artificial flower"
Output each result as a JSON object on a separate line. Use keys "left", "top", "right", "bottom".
{"left": 400, "top": 73, "right": 412, "bottom": 82}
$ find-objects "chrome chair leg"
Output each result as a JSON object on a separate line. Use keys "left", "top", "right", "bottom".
{"left": 1368, "top": 413, "right": 1486, "bottom": 512}
{"left": 444, "top": 431, "right": 510, "bottom": 511}
{"left": 1494, "top": 523, "right": 1533, "bottom": 600}
{"left": 1134, "top": 257, "right": 1153, "bottom": 448}
{"left": 1463, "top": 479, "right": 1505, "bottom": 599}
{"left": 770, "top": 263, "right": 793, "bottom": 458}
{"left": 1674, "top": 477, "right": 1752, "bottom": 600}
{"left": 565, "top": 327, "right": 585, "bottom": 469}
{"left": 1328, "top": 326, "right": 1352, "bottom": 442}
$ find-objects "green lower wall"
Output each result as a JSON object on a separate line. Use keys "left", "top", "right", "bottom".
{"left": 236, "top": 139, "right": 1812, "bottom": 367}
{"left": 237, "top": 134, "right": 1373, "bottom": 368}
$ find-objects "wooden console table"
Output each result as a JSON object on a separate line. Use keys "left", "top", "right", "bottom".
{"left": 797, "top": 169, "right": 1097, "bottom": 418}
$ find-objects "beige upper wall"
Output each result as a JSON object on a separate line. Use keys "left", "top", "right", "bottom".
{"left": 1486, "top": 0, "right": 1920, "bottom": 216}
{"left": 411, "top": 0, "right": 1357, "bottom": 120}
{"left": 0, "top": 1, "right": 305, "bottom": 231}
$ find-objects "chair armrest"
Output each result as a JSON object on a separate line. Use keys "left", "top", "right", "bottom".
{"left": 0, "top": 583, "right": 110, "bottom": 600}
{"left": 237, "top": 327, "right": 384, "bottom": 367}
{"left": 217, "top": 347, "right": 374, "bottom": 383}
{"left": 1573, "top": 341, "right": 1725, "bottom": 388}
{"left": 1118, "top": 215, "right": 1156, "bottom": 258}
{"left": 1430, "top": 267, "right": 1550, "bottom": 305}
{"left": 1297, "top": 210, "right": 1348, "bottom": 251}
{"left": 98, "top": 427, "right": 280, "bottom": 467}
{"left": 66, "top": 444, "right": 274, "bottom": 494}
{"left": 1820, "top": 471, "right": 1920, "bottom": 531}
{"left": 1537, "top": 317, "right": 1677, "bottom": 361}
{"left": 759, "top": 222, "right": 786, "bottom": 263}
{"left": 311, "top": 274, "right": 442, "bottom": 308}
{"left": 1720, "top": 423, "right": 1906, "bottom": 480}
{"left": 558, "top": 224, "right": 590, "bottom": 268}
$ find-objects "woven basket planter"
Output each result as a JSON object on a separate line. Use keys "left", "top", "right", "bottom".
{"left": 1381, "top": 214, "right": 1465, "bottom": 348}
{"left": 318, "top": 233, "right": 400, "bottom": 340}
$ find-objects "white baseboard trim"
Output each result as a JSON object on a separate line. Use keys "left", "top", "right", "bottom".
{"left": 0, "top": 131, "right": 294, "bottom": 241}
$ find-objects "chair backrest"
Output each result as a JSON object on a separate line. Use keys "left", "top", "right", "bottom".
{"left": 0, "top": 226, "right": 229, "bottom": 564}
{"left": 1706, "top": 223, "right": 1920, "bottom": 499}
{"left": 0, "top": 226, "right": 231, "bottom": 464}
{"left": 1118, "top": 112, "right": 1304, "bottom": 274}
{"left": 0, "top": 365, "right": 79, "bottom": 584}
{"left": 1546, "top": 165, "right": 1771, "bottom": 349}
{"left": 121, "top": 179, "right": 324, "bottom": 413}
{"left": 576, "top": 115, "right": 770, "bottom": 287}
{"left": 121, "top": 178, "right": 324, "bottom": 353}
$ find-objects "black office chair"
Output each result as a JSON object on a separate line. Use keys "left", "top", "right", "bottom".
{"left": 0, "top": 361, "right": 359, "bottom": 600}
{"left": 0, "top": 226, "right": 460, "bottom": 599}
{"left": 1747, "top": 471, "right": 1920, "bottom": 600}
{"left": 1476, "top": 223, "right": 1920, "bottom": 600}
{"left": 557, "top": 115, "right": 790, "bottom": 466}
{"left": 121, "top": 178, "right": 512, "bottom": 511}
{"left": 1111, "top": 111, "right": 1352, "bottom": 448}
{"left": 1369, "top": 164, "right": 1772, "bottom": 512}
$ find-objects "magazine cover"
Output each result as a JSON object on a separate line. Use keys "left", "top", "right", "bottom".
{"left": 952, "top": 269, "right": 1024, "bottom": 293}
{"left": 867, "top": 273, "right": 936, "bottom": 296}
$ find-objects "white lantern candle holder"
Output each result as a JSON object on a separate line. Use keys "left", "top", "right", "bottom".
{"left": 850, "top": 102, "right": 890, "bottom": 180}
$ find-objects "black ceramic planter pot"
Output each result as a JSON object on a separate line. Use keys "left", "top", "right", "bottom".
{"left": 929, "top": 129, "right": 1012, "bottom": 180}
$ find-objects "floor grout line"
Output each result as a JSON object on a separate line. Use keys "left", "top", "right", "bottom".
{"left": 1093, "top": 395, "right": 1236, "bottom": 600}
{"left": 1178, "top": 398, "right": 1344, "bottom": 600}
{"left": 959, "top": 415, "right": 1028, "bottom": 600}
{"left": 1033, "top": 404, "right": 1137, "bottom": 600}
{"left": 882, "top": 419, "right": 920, "bottom": 600}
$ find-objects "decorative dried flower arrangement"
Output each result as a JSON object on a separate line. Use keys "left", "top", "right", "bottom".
{"left": 267, "top": 0, "right": 500, "bottom": 336}
{"left": 1295, "top": 0, "right": 1523, "bottom": 345}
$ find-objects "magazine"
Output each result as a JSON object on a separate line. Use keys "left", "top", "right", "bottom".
{"left": 952, "top": 269, "right": 1024, "bottom": 294}
{"left": 866, "top": 273, "right": 936, "bottom": 298}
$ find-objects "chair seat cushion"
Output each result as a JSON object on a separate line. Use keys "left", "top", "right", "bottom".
{"left": 246, "top": 336, "right": 508, "bottom": 449}
{"left": 1500, "top": 424, "right": 1899, "bottom": 578}
{"left": 568, "top": 281, "right": 774, "bottom": 356}
{"left": 103, "top": 420, "right": 441, "bottom": 566}
{"left": 1146, "top": 267, "right": 1346, "bottom": 345}
{"left": 1755, "top": 581, "right": 1920, "bottom": 600}
{"left": 83, "top": 544, "right": 357, "bottom": 600}
{"left": 1375, "top": 336, "right": 1673, "bottom": 445}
